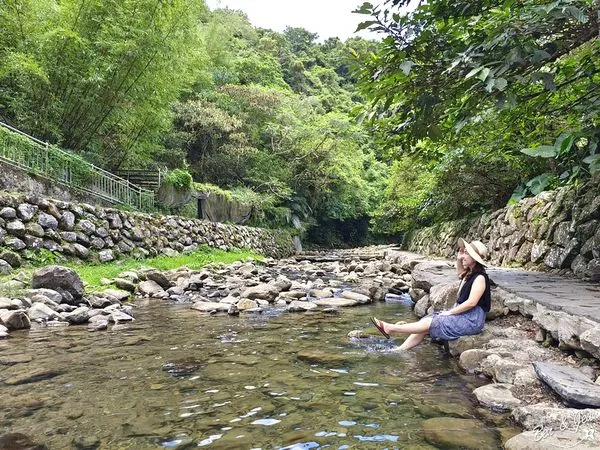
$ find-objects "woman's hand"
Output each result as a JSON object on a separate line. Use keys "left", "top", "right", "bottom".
{"left": 440, "top": 310, "right": 453, "bottom": 316}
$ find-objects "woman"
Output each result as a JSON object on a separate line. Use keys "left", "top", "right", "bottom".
{"left": 371, "top": 238, "right": 491, "bottom": 351}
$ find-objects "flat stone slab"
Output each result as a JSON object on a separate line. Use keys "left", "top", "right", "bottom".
{"left": 487, "top": 267, "right": 600, "bottom": 322}
{"left": 533, "top": 362, "right": 600, "bottom": 407}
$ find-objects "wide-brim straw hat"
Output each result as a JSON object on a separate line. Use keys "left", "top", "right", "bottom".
{"left": 458, "top": 238, "right": 488, "bottom": 266}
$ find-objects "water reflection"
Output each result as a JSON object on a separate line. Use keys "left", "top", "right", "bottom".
{"left": 0, "top": 296, "right": 505, "bottom": 449}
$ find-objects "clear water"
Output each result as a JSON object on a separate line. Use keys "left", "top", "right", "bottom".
{"left": 0, "top": 297, "right": 509, "bottom": 449}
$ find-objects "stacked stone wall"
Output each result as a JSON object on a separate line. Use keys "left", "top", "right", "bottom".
{"left": 0, "top": 192, "right": 295, "bottom": 271}
{"left": 404, "top": 173, "right": 600, "bottom": 281}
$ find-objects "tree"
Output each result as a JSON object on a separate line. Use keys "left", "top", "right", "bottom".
{"left": 355, "top": 0, "right": 600, "bottom": 150}
{"left": 1, "top": 0, "right": 208, "bottom": 169}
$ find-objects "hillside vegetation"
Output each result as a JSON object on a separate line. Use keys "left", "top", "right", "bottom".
{"left": 1, "top": 0, "right": 597, "bottom": 246}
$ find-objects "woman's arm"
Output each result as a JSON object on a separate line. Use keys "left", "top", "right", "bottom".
{"left": 441, "top": 275, "right": 486, "bottom": 315}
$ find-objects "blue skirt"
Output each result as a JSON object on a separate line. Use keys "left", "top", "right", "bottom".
{"left": 429, "top": 306, "right": 485, "bottom": 341}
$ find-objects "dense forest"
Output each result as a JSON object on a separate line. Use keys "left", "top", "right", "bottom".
{"left": 1, "top": 0, "right": 598, "bottom": 247}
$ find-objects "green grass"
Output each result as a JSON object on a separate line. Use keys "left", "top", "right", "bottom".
{"left": 0, "top": 246, "right": 263, "bottom": 293}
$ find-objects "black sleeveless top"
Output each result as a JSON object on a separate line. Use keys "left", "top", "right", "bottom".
{"left": 457, "top": 271, "right": 491, "bottom": 312}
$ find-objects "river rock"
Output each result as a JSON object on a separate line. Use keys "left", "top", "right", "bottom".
{"left": 28, "top": 303, "right": 62, "bottom": 321}
{"left": 512, "top": 404, "right": 600, "bottom": 432}
{"left": 64, "top": 306, "right": 91, "bottom": 324}
{"left": 26, "top": 288, "right": 64, "bottom": 304}
{"left": 338, "top": 290, "right": 371, "bottom": 304}
{"left": 533, "top": 362, "right": 600, "bottom": 407}
{"left": 145, "top": 270, "right": 171, "bottom": 289}
{"left": 0, "top": 324, "right": 8, "bottom": 338}
{"left": 237, "top": 298, "right": 259, "bottom": 310}
{"left": 0, "top": 259, "right": 13, "bottom": 275}
{"left": 310, "top": 288, "right": 333, "bottom": 298}
{"left": 0, "top": 297, "right": 17, "bottom": 310}
{"left": 0, "top": 353, "right": 33, "bottom": 365}
{"left": 31, "top": 265, "right": 84, "bottom": 301}
{"left": 138, "top": 280, "right": 167, "bottom": 297}
{"left": 287, "top": 300, "right": 318, "bottom": 312}
{"left": 296, "top": 350, "right": 350, "bottom": 365}
{"left": 459, "top": 349, "right": 491, "bottom": 373}
{"left": 447, "top": 330, "right": 493, "bottom": 356}
{"left": 580, "top": 327, "right": 600, "bottom": 360}
{"left": 85, "top": 295, "right": 113, "bottom": 309}
{"left": 429, "top": 282, "right": 459, "bottom": 311}
{"left": 0, "top": 310, "right": 31, "bottom": 330}
{"left": 473, "top": 383, "right": 522, "bottom": 410}
{"left": 0, "top": 433, "right": 49, "bottom": 450}
{"left": 271, "top": 276, "right": 292, "bottom": 292}
{"left": 110, "top": 310, "right": 134, "bottom": 323}
{"left": 88, "top": 315, "right": 109, "bottom": 331}
{"left": 421, "top": 417, "right": 500, "bottom": 449}
{"left": 3, "top": 367, "right": 62, "bottom": 385}
{"left": 240, "top": 283, "right": 280, "bottom": 302}
{"left": 505, "top": 430, "right": 600, "bottom": 449}
{"left": 191, "top": 301, "right": 229, "bottom": 313}
{"left": 312, "top": 298, "right": 357, "bottom": 307}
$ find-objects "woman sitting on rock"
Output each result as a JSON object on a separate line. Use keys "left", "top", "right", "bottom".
{"left": 371, "top": 238, "right": 491, "bottom": 351}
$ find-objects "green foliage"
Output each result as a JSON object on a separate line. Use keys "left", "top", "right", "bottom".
{"left": 1, "top": 0, "right": 208, "bottom": 169}
{"left": 163, "top": 169, "right": 193, "bottom": 190}
{"left": 195, "top": 182, "right": 294, "bottom": 229}
{"left": 22, "top": 248, "right": 64, "bottom": 266}
{"left": 512, "top": 129, "right": 600, "bottom": 202}
{"left": 351, "top": 0, "right": 600, "bottom": 231}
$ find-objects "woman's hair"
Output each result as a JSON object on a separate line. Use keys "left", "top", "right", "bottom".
{"left": 465, "top": 262, "right": 486, "bottom": 278}
{"left": 458, "top": 261, "right": 486, "bottom": 279}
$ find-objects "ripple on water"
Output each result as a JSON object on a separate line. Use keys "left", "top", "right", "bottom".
{"left": 0, "top": 298, "right": 506, "bottom": 449}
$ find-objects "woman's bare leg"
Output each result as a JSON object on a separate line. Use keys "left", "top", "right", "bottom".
{"left": 373, "top": 316, "right": 433, "bottom": 335}
{"left": 396, "top": 333, "right": 426, "bottom": 351}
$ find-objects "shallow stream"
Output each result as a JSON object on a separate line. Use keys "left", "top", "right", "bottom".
{"left": 0, "top": 297, "right": 511, "bottom": 449}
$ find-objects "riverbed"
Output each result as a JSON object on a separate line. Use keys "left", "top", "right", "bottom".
{"left": 1, "top": 296, "right": 509, "bottom": 449}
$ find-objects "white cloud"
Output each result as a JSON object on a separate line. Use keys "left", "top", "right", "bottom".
{"left": 205, "top": 0, "right": 383, "bottom": 41}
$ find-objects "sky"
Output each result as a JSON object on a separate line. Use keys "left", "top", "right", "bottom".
{"left": 205, "top": 0, "right": 383, "bottom": 41}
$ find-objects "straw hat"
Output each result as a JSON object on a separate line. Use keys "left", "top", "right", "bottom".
{"left": 458, "top": 238, "right": 488, "bottom": 266}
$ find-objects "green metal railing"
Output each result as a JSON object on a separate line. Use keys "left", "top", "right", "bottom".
{"left": 0, "top": 122, "right": 155, "bottom": 211}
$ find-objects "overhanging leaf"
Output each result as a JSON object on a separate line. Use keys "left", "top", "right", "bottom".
{"left": 465, "top": 66, "right": 483, "bottom": 79}
{"left": 520, "top": 145, "right": 557, "bottom": 158}
{"left": 356, "top": 21, "right": 377, "bottom": 32}
{"left": 477, "top": 67, "right": 490, "bottom": 81}
{"left": 353, "top": 2, "right": 373, "bottom": 14}
{"left": 526, "top": 173, "right": 551, "bottom": 195}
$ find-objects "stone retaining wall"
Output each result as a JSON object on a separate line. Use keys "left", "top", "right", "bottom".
{"left": 404, "top": 173, "right": 600, "bottom": 281}
{"left": 0, "top": 192, "right": 295, "bottom": 271}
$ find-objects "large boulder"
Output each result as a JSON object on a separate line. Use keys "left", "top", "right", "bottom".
{"left": 429, "top": 282, "right": 459, "bottom": 311}
{"left": 31, "top": 265, "right": 84, "bottom": 301}
{"left": 411, "top": 261, "right": 457, "bottom": 291}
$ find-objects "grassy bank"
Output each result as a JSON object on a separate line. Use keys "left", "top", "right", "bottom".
{"left": 0, "top": 246, "right": 263, "bottom": 293}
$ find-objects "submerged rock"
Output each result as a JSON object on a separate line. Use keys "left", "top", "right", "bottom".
{"left": 421, "top": 417, "right": 500, "bottom": 449}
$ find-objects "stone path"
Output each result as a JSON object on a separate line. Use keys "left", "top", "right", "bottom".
{"left": 387, "top": 249, "right": 600, "bottom": 323}
{"left": 487, "top": 267, "right": 600, "bottom": 322}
